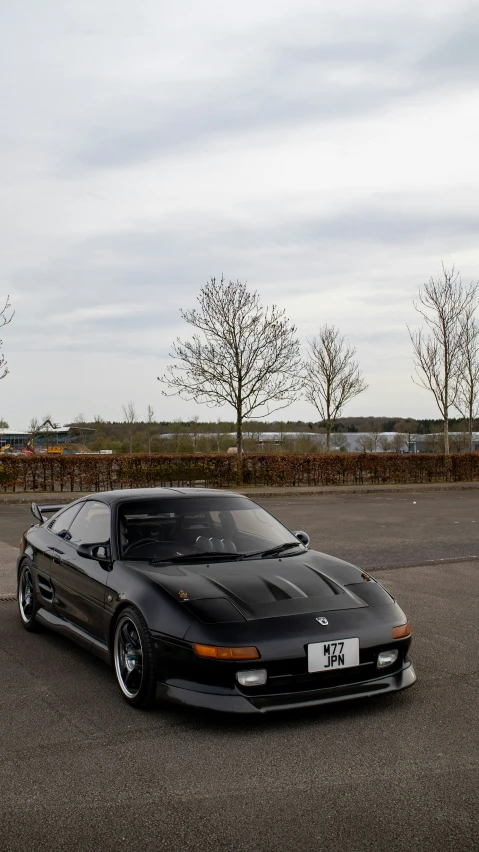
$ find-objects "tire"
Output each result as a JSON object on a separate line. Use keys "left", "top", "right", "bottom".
{"left": 18, "top": 561, "right": 40, "bottom": 632}
{"left": 113, "top": 607, "right": 157, "bottom": 709}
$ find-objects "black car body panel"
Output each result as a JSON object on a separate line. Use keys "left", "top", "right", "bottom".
{"left": 18, "top": 488, "right": 416, "bottom": 713}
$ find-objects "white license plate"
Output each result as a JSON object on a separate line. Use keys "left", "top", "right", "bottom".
{"left": 308, "top": 637, "right": 360, "bottom": 673}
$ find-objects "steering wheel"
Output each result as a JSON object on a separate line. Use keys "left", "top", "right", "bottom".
{"left": 123, "top": 538, "right": 166, "bottom": 556}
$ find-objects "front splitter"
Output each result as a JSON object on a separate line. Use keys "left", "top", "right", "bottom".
{"left": 156, "top": 662, "right": 416, "bottom": 714}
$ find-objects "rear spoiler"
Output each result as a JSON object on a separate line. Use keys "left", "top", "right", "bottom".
{"left": 31, "top": 502, "right": 67, "bottom": 523}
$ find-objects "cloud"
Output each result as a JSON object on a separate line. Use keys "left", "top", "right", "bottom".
{"left": 417, "top": 14, "right": 479, "bottom": 78}
{"left": 1, "top": 0, "right": 478, "bottom": 424}
{"left": 71, "top": 5, "right": 479, "bottom": 172}
{"left": 50, "top": 302, "right": 158, "bottom": 323}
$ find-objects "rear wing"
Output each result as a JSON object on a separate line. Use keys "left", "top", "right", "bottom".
{"left": 31, "top": 502, "right": 67, "bottom": 523}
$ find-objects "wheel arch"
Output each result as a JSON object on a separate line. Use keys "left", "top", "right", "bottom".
{"left": 108, "top": 600, "right": 145, "bottom": 653}
{"left": 17, "top": 553, "right": 34, "bottom": 581}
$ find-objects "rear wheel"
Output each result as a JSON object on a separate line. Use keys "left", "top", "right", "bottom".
{"left": 113, "top": 607, "right": 157, "bottom": 709}
{"left": 18, "top": 562, "right": 39, "bottom": 631}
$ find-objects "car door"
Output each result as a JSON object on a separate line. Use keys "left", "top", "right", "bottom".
{"left": 33, "top": 502, "right": 85, "bottom": 608}
{"left": 49, "top": 500, "right": 111, "bottom": 641}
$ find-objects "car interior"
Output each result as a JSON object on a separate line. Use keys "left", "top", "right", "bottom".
{"left": 117, "top": 501, "right": 286, "bottom": 560}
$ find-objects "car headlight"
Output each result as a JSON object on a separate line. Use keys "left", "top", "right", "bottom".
{"left": 377, "top": 650, "right": 399, "bottom": 669}
{"left": 236, "top": 669, "right": 267, "bottom": 687}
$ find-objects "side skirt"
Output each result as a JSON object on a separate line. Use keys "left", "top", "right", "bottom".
{"left": 36, "top": 607, "right": 111, "bottom": 665}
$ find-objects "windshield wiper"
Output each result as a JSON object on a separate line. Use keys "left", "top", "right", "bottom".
{"left": 149, "top": 551, "right": 243, "bottom": 565}
{"left": 242, "top": 542, "right": 304, "bottom": 560}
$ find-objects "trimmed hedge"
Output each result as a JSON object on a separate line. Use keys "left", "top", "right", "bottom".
{"left": 1, "top": 452, "right": 479, "bottom": 492}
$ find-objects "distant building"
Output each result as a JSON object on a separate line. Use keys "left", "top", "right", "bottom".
{"left": 152, "top": 430, "right": 479, "bottom": 452}
{"left": 0, "top": 425, "right": 90, "bottom": 449}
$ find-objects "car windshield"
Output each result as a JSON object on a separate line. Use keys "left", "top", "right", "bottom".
{"left": 117, "top": 496, "right": 303, "bottom": 561}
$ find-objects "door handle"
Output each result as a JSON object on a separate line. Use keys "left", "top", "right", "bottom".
{"left": 45, "top": 548, "right": 64, "bottom": 564}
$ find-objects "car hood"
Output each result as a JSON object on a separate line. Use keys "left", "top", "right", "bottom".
{"left": 135, "top": 550, "right": 393, "bottom": 622}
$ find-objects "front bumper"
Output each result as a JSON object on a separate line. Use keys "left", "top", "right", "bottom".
{"left": 156, "top": 661, "right": 416, "bottom": 714}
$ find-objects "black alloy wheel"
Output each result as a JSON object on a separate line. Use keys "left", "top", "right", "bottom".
{"left": 113, "top": 607, "right": 157, "bottom": 709}
{"left": 18, "top": 562, "right": 39, "bottom": 631}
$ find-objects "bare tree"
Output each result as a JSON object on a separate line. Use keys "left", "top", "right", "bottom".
{"left": 390, "top": 432, "right": 408, "bottom": 453}
{"left": 328, "top": 433, "right": 349, "bottom": 452}
{"left": 378, "top": 434, "right": 393, "bottom": 452}
{"left": 422, "top": 432, "right": 444, "bottom": 453}
{"left": 26, "top": 417, "right": 40, "bottom": 451}
{"left": 158, "top": 277, "right": 301, "bottom": 480}
{"left": 0, "top": 296, "right": 14, "bottom": 381}
{"left": 449, "top": 423, "right": 470, "bottom": 453}
{"left": 409, "top": 264, "right": 478, "bottom": 454}
{"left": 303, "top": 325, "right": 368, "bottom": 451}
{"left": 394, "top": 419, "right": 418, "bottom": 453}
{"left": 146, "top": 405, "right": 155, "bottom": 453}
{"left": 171, "top": 419, "right": 183, "bottom": 453}
{"left": 40, "top": 414, "right": 58, "bottom": 449}
{"left": 214, "top": 418, "right": 226, "bottom": 453}
{"left": 244, "top": 422, "right": 264, "bottom": 446}
{"left": 356, "top": 434, "right": 375, "bottom": 452}
{"left": 73, "top": 412, "right": 88, "bottom": 445}
{"left": 122, "top": 402, "right": 136, "bottom": 453}
{"left": 189, "top": 415, "right": 200, "bottom": 452}
{"left": 455, "top": 307, "right": 479, "bottom": 451}
{"left": 367, "top": 422, "right": 382, "bottom": 451}
{"left": 92, "top": 414, "right": 105, "bottom": 451}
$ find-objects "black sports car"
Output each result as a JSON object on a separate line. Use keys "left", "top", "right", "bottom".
{"left": 17, "top": 488, "right": 416, "bottom": 713}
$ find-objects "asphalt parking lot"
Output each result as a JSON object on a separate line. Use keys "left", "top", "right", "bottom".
{"left": 2, "top": 488, "right": 479, "bottom": 567}
{"left": 0, "top": 492, "right": 478, "bottom": 851}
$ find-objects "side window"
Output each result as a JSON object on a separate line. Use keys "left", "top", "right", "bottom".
{"left": 68, "top": 502, "right": 111, "bottom": 545}
{"left": 49, "top": 504, "right": 84, "bottom": 536}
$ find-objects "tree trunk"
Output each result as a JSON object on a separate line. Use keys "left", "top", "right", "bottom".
{"left": 326, "top": 426, "right": 331, "bottom": 452}
{"left": 469, "top": 410, "right": 473, "bottom": 452}
{"left": 236, "top": 410, "right": 243, "bottom": 485}
{"left": 443, "top": 417, "right": 450, "bottom": 455}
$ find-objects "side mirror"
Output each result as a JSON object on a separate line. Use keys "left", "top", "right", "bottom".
{"left": 77, "top": 542, "right": 111, "bottom": 564}
{"left": 293, "top": 530, "right": 310, "bottom": 548}
{"left": 31, "top": 503, "right": 43, "bottom": 523}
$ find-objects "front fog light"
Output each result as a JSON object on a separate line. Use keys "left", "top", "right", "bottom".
{"left": 236, "top": 669, "right": 267, "bottom": 687}
{"left": 377, "top": 650, "right": 399, "bottom": 669}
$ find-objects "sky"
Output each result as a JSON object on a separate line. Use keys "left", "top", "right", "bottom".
{"left": 1, "top": 0, "right": 478, "bottom": 427}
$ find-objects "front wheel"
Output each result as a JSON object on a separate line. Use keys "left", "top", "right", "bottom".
{"left": 18, "top": 562, "right": 40, "bottom": 631}
{"left": 113, "top": 607, "right": 157, "bottom": 709}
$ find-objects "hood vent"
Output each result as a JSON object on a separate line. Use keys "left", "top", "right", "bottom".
{"left": 345, "top": 582, "right": 393, "bottom": 606}
{"left": 185, "top": 598, "right": 246, "bottom": 623}
{"left": 261, "top": 576, "right": 309, "bottom": 601}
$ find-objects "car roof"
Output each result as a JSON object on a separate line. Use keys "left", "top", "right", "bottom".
{"left": 79, "top": 487, "right": 244, "bottom": 506}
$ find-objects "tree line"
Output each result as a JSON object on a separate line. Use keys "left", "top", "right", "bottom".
{"left": 52, "top": 414, "right": 476, "bottom": 456}
{"left": 157, "top": 267, "right": 479, "bottom": 478}
{"left": 3, "top": 264, "right": 479, "bottom": 476}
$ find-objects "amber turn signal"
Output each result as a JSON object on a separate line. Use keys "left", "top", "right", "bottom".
{"left": 193, "top": 644, "right": 260, "bottom": 661}
{"left": 392, "top": 622, "right": 411, "bottom": 639}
